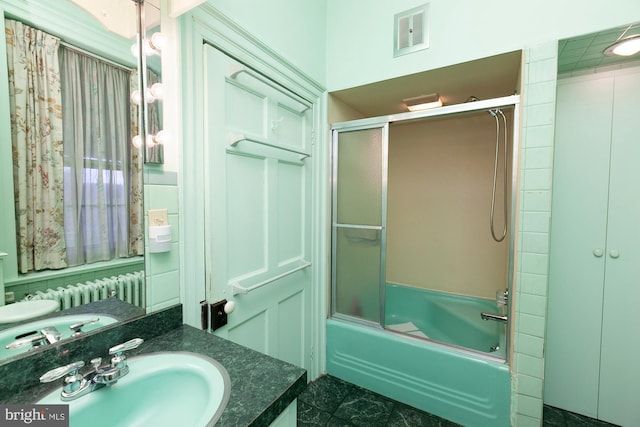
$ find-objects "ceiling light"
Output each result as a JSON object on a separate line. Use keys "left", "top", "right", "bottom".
{"left": 604, "top": 34, "right": 640, "bottom": 57}
{"left": 403, "top": 93, "right": 442, "bottom": 111}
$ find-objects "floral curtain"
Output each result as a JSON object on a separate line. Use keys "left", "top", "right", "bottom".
{"left": 5, "top": 19, "right": 67, "bottom": 273}
{"left": 128, "top": 71, "right": 144, "bottom": 256}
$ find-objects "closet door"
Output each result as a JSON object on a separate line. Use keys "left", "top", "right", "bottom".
{"left": 544, "top": 75, "right": 614, "bottom": 417}
{"left": 598, "top": 70, "right": 640, "bottom": 426}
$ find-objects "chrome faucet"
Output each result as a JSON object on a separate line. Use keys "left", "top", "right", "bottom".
{"left": 481, "top": 312, "right": 508, "bottom": 323}
{"left": 6, "top": 327, "right": 62, "bottom": 351}
{"left": 39, "top": 338, "right": 143, "bottom": 401}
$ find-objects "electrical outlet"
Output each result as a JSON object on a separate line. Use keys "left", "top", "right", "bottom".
{"left": 148, "top": 209, "right": 168, "bottom": 226}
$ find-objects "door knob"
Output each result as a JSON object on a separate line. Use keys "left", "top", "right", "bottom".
{"left": 593, "top": 248, "right": 604, "bottom": 257}
{"left": 609, "top": 249, "right": 620, "bottom": 259}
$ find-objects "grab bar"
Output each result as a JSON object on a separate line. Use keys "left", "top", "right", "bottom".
{"left": 227, "top": 64, "right": 310, "bottom": 113}
{"left": 231, "top": 261, "right": 311, "bottom": 296}
{"left": 229, "top": 132, "right": 310, "bottom": 159}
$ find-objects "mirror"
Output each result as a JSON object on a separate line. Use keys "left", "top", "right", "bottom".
{"left": 0, "top": 0, "right": 159, "bottom": 363}
{"left": 0, "top": 298, "right": 145, "bottom": 366}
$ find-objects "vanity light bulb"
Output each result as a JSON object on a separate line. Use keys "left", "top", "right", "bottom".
{"left": 150, "top": 83, "right": 165, "bottom": 100}
{"left": 131, "top": 90, "right": 142, "bottom": 105}
{"left": 132, "top": 135, "right": 142, "bottom": 149}
{"left": 131, "top": 89, "right": 155, "bottom": 104}
{"left": 131, "top": 41, "right": 156, "bottom": 57}
{"left": 149, "top": 32, "right": 167, "bottom": 51}
{"left": 153, "top": 130, "right": 169, "bottom": 145}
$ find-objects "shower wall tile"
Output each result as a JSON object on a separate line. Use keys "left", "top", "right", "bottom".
{"left": 517, "top": 313, "right": 545, "bottom": 338}
{"left": 520, "top": 253, "right": 548, "bottom": 275}
{"left": 528, "top": 58, "right": 557, "bottom": 83}
{"left": 524, "top": 103, "right": 555, "bottom": 127}
{"left": 523, "top": 190, "right": 551, "bottom": 211}
{"left": 516, "top": 394, "right": 544, "bottom": 419}
{"left": 515, "top": 413, "right": 543, "bottom": 427}
{"left": 517, "top": 333, "right": 544, "bottom": 358}
{"left": 517, "top": 353, "right": 544, "bottom": 378}
{"left": 517, "top": 374, "right": 544, "bottom": 398}
{"left": 523, "top": 169, "right": 552, "bottom": 191}
{"left": 525, "top": 81, "right": 557, "bottom": 106}
{"left": 519, "top": 272, "right": 548, "bottom": 296}
{"left": 512, "top": 41, "right": 558, "bottom": 426}
{"left": 525, "top": 125, "right": 554, "bottom": 148}
{"left": 518, "top": 293, "right": 547, "bottom": 317}
{"left": 524, "top": 146, "right": 553, "bottom": 169}
{"left": 528, "top": 43, "right": 558, "bottom": 62}
{"left": 521, "top": 232, "right": 549, "bottom": 254}
{"left": 522, "top": 212, "right": 550, "bottom": 233}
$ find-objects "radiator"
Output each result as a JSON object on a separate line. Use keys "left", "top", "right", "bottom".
{"left": 22, "top": 271, "right": 145, "bottom": 310}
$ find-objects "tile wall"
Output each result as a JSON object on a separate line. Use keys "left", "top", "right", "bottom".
{"left": 511, "top": 42, "right": 559, "bottom": 426}
{"left": 144, "top": 169, "right": 181, "bottom": 312}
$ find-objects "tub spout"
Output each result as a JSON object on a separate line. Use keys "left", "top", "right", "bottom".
{"left": 481, "top": 312, "right": 508, "bottom": 324}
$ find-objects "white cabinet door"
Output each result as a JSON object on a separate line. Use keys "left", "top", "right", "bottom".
{"left": 203, "top": 44, "right": 313, "bottom": 369}
{"left": 546, "top": 69, "right": 640, "bottom": 427}
{"left": 598, "top": 70, "right": 640, "bottom": 427}
{"left": 545, "top": 74, "right": 614, "bottom": 418}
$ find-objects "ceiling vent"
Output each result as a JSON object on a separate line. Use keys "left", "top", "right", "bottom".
{"left": 394, "top": 4, "right": 430, "bottom": 57}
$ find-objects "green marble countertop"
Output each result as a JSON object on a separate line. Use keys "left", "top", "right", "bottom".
{"left": 126, "top": 326, "right": 307, "bottom": 426}
{"left": 1, "top": 317, "right": 307, "bottom": 426}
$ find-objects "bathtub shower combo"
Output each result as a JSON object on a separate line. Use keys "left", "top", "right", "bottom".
{"left": 327, "top": 96, "right": 519, "bottom": 427}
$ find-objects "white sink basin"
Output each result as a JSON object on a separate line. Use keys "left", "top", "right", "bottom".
{"left": 0, "top": 314, "right": 118, "bottom": 361}
{"left": 0, "top": 300, "right": 59, "bottom": 323}
{"left": 38, "top": 352, "right": 230, "bottom": 427}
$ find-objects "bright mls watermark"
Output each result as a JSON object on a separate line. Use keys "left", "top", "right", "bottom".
{"left": 0, "top": 405, "right": 68, "bottom": 426}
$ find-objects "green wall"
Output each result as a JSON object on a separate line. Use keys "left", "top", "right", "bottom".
{"left": 206, "top": 0, "right": 327, "bottom": 85}
{"left": 326, "top": 0, "right": 640, "bottom": 91}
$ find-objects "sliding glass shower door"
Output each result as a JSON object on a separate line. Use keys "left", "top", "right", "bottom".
{"left": 331, "top": 124, "right": 388, "bottom": 325}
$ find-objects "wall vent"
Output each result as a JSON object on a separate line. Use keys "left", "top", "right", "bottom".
{"left": 394, "top": 4, "right": 430, "bottom": 57}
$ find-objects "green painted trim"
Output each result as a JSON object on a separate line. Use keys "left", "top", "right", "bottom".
{"left": 179, "top": 3, "right": 328, "bottom": 379}
{"left": 1, "top": 0, "right": 135, "bottom": 67}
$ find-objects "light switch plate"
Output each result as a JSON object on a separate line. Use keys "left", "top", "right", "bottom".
{"left": 148, "top": 209, "right": 168, "bottom": 226}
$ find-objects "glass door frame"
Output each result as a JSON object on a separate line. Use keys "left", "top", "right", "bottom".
{"left": 330, "top": 95, "right": 520, "bottom": 360}
{"left": 330, "top": 121, "right": 389, "bottom": 328}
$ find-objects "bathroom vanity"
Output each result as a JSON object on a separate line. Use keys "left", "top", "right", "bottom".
{"left": 0, "top": 304, "right": 306, "bottom": 426}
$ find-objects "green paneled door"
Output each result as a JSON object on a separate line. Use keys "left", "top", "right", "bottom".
{"left": 204, "top": 44, "right": 313, "bottom": 369}
{"left": 546, "top": 68, "right": 640, "bottom": 426}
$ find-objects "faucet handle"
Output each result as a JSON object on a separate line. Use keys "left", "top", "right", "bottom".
{"left": 69, "top": 317, "right": 100, "bottom": 337}
{"left": 40, "top": 361, "right": 85, "bottom": 383}
{"left": 6, "top": 333, "right": 47, "bottom": 350}
{"left": 108, "top": 338, "right": 143, "bottom": 370}
{"left": 109, "top": 338, "right": 144, "bottom": 356}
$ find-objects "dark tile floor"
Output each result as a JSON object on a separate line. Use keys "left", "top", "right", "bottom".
{"left": 542, "top": 405, "right": 620, "bottom": 427}
{"left": 297, "top": 375, "right": 621, "bottom": 427}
